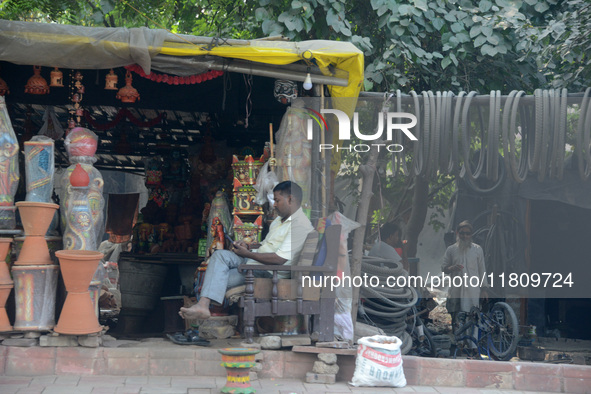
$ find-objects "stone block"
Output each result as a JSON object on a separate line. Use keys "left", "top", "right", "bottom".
{"left": 259, "top": 336, "right": 281, "bottom": 350}
{"left": 3, "top": 338, "right": 38, "bottom": 347}
{"left": 280, "top": 335, "right": 311, "bottom": 347}
{"left": 249, "top": 371, "right": 258, "bottom": 381}
{"left": 312, "top": 361, "right": 339, "bottom": 375}
{"left": 78, "top": 336, "right": 102, "bottom": 348}
{"left": 318, "top": 353, "right": 337, "bottom": 365}
{"left": 251, "top": 362, "right": 263, "bottom": 373}
{"left": 40, "top": 335, "right": 79, "bottom": 347}
{"left": 149, "top": 359, "right": 195, "bottom": 376}
{"left": 306, "top": 372, "right": 336, "bottom": 384}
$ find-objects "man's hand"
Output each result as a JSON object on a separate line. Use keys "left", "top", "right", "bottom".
{"left": 231, "top": 241, "right": 250, "bottom": 257}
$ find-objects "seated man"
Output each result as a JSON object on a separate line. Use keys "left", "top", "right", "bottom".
{"left": 368, "top": 222, "right": 405, "bottom": 267}
{"left": 179, "top": 181, "right": 313, "bottom": 321}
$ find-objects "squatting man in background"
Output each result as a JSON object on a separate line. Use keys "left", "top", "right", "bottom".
{"left": 441, "top": 220, "right": 489, "bottom": 331}
{"left": 179, "top": 181, "right": 313, "bottom": 321}
{"left": 368, "top": 222, "right": 408, "bottom": 271}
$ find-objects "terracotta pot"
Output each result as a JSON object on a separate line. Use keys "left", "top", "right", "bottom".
{"left": 0, "top": 284, "right": 12, "bottom": 331}
{"left": 0, "top": 238, "right": 12, "bottom": 285}
{"left": 15, "top": 202, "right": 59, "bottom": 236}
{"left": 54, "top": 249, "right": 103, "bottom": 335}
{"left": 15, "top": 236, "right": 52, "bottom": 266}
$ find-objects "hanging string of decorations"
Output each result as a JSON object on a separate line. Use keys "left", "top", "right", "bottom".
{"left": 83, "top": 108, "right": 164, "bottom": 131}
{"left": 124, "top": 64, "right": 224, "bottom": 85}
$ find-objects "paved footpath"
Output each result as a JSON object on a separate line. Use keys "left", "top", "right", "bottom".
{"left": 0, "top": 375, "right": 554, "bottom": 394}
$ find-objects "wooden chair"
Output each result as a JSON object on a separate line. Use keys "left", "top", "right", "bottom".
{"left": 237, "top": 224, "right": 342, "bottom": 343}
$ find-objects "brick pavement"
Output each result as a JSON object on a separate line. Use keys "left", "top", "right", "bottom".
{"left": 0, "top": 375, "right": 558, "bottom": 394}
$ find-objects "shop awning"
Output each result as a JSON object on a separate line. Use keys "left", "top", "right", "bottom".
{"left": 0, "top": 19, "right": 363, "bottom": 113}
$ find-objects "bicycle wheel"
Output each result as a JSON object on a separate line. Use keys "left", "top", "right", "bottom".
{"left": 408, "top": 317, "right": 437, "bottom": 357}
{"left": 488, "top": 302, "right": 519, "bottom": 360}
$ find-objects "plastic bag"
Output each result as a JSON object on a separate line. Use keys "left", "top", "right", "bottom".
{"left": 350, "top": 335, "right": 406, "bottom": 387}
{"left": 254, "top": 161, "right": 278, "bottom": 206}
{"left": 325, "top": 211, "right": 360, "bottom": 342}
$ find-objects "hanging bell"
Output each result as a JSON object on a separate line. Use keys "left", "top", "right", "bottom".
{"left": 24, "top": 66, "right": 49, "bottom": 95}
{"left": 50, "top": 67, "right": 64, "bottom": 87}
{"left": 105, "top": 69, "right": 118, "bottom": 90}
{"left": 116, "top": 71, "right": 140, "bottom": 103}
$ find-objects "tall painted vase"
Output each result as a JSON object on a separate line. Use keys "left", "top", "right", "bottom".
{"left": 0, "top": 96, "right": 20, "bottom": 229}
{"left": 24, "top": 137, "right": 54, "bottom": 203}
{"left": 63, "top": 164, "right": 95, "bottom": 251}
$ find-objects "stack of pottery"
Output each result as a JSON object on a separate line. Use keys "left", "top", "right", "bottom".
{"left": 12, "top": 201, "right": 59, "bottom": 331}
{"left": 0, "top": 238, "right": 13, "bottom": 331}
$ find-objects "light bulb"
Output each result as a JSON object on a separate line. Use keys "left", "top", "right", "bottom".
{"left": 303, "top": 72, "right": 313, "bottom": 90}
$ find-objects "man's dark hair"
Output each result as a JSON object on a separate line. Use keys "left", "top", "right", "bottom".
{"left": 380, "top": 222, "right": 401, "bottom": 239}
{"left": 273, "top": 181, "right": 303, "bottom": 203}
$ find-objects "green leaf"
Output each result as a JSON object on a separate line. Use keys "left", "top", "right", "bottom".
{"left": 451, "top": 22, "right": 463, "bottom": 33}
{"left": 470, "top": 26, "right": 481, "bottom": 38}
{"left": 450, "top": 53, "right": 458, "bottom": 66}
{"left": 408, "top": 23, "right": 419, "bottom": 35}
{"left": 481, "top": 26, "right": 493, "bottom": 37}
{"left": 487, "top": 35, "right": 500, "bottom": 45}
{"left": 399, "top": 4, "right": 410, "bottom": 15}
{"left": 292, "top": 0, "right": 303, "bottom": 9}
{"left": 524, "top": 0, "right": 537, "bottom": 5}
{"left": 534, "top": 2, "right": 549, "bottom": 12}
{"left": 479, "top": 1, "right": 492, "bottom": 12}
{"left": 260, "top": 0, "right": 271, "bottom": 6}
{"left": 481, "top": 43, "right": 498, "bottom": 56}
{"left": 432, "top": 17, "right": 445, "bottom": 31}
{"left": 456, "top": 32, "right": 470, "bottom": 43}
{"left": 432, "top": 51, "right": 444, "bottom": 58}
{"left": 496, "top": 44, "right": 507, "bottom": 54}
{"left": 442, "top": 56, "right": 452, "bottom": 69}
{"left": 395, "top": 26, "right": 405, "bottom": 36}
{"left": 444, "top": 12, "right": 457, "bottom": 22}
{"left": 255, "top": 7, "right": 268, "bottom": 21}
{"left": 400, "top": 18, "right": 410, "bottom": 26}
{"left": 516, "top": 41, "right": 528, "bottom": 51}
{"left": 474, "top": 35, "right": 487, "bottom": 47}
{"left": 414, "top": 0, "right": 428, "bottom": 11}
{"left": 341, "top": 26, "right": 352, "bottom": 36}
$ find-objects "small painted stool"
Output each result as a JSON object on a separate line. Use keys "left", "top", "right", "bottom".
{"left": 218, "top": 347, "right": 260, "bottom": 394}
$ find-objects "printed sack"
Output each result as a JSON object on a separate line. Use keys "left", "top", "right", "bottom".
{"left": 350, "top": 335, "right": 406, "bottom": 387}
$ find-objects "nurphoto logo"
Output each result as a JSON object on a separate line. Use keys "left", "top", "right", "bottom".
{"left": 304, "top": 107, "right": 418, "bottom": 152}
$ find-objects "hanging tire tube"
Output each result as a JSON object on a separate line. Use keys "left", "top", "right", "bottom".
{"left": 463, "top": 151, "right": 506, "bottom": 195}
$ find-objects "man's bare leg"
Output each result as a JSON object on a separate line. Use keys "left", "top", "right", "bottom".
{"left": 179, "top": 297, "right": 211, "bottom": 320}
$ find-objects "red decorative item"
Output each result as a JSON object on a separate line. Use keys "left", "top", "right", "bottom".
{"left": 0, "top": 74, "right": 9, "bottom": 96}
{"left": 124, "top": 64, "right": 224, "bottom": 85}
{"left": 70, "top": 164, "right": 90, "bottom": 187}
{"left": 50, "top": 67, "right": 64, "bottom": 87}
{"left": 116, "top": 71, "right": 140, "bottom": 103}
{"left": 24, "top": 66, "right": 49, "bottom": 95}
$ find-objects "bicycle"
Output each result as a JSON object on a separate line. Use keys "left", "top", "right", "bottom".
{"left": 452, "top": 301, "right": 519, "bottom": 361}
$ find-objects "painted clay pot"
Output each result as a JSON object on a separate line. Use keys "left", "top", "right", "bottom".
{"left": 12, "top": 264, "right": 58, "bottom": 331}
{"left": 0, "top": 238, "right": 12, "bottom": 284}
{"left": 16, "top": 201, "right": 59, "bottom": 236}
{"left": 54, "top": 249, "right": 103, "bottom": 335}
{"left": 15, "top": 202, "right": 59, "bottom": 265}
{"left": 24, "top": 139, "right": 55, "bottom": 203}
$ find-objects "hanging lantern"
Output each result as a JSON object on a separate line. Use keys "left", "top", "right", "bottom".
{"left": 0, "top": 77, "right": 8, "bottom": 96}
{"left": 116, "top": 71, "right": 140, "bottom": 103}
{"left": 50, "top": 67, "right": 64, "bottom": 87}
{"left": 105, "top": 69, "right": 118, "bottom": 90}
{"left": 0, "top": 66, "right": 9, "bottom": 96}
{"left": 25, "top": 66, "right": 49, "bottom": 95}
